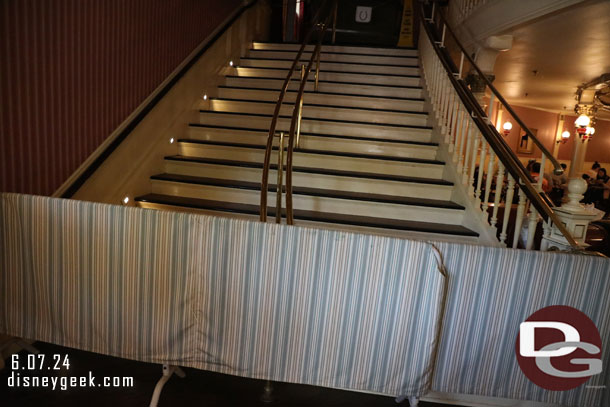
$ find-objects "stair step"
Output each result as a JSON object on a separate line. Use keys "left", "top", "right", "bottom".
{"left": 164, "top": 155, "right": 453, "bottom": 201}
{"left": 197, "top": 111, "right": 432, "bottom": 143}
{"left": 247, "top": 49, "right": 418, "bottom": 67}
{"left": 208, "top": 98, "right": 429, "bottom": 127}
{"left": 177, "top": 139, "right": 445, "bottom": 179}
{"left": 239, "top": 57, "right": 419, "bottom": 76}
{"left": 251, "top": 42, "right": 418, "bottom": 57}
{"left": 234, "top": 66, "right": 421, "bottom": 87}
{"left": 224, "top": 76, "right": 423, "bottom": 98}
{"left": 148, "top": 174, "right": 465, "bottom": 224}
{"left": 188, "top": 124, "right": 438, "bottom": 160}
{"left": 135, "top": 193, "right": 477, "bottom": 238}
{"left": 217, "top": 86, "right": 425, "bottom": 111}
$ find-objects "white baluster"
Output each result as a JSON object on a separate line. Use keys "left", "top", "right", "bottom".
{"left": 512, "top": 188, "right": 526, "bottom": 248}
{"left": 526, "top": 206, "right": 539, "bottom": 250}
{"left": 457, "top": 111, "right": 468, "bottom": 172}
{"left": 468, "top": 132, "right": 480, "bottom": 197}
{"left": 475, "top": 140, "right": 487, "bottom": 209}
{"left": 443, "top": 88, "right": 452, "bottom": 139}
{"left": 482, "top": 150, "right": 495, "bottom": 221}
{"left": 500, "top": 174, "right": 515, "bottom": 245}
{"left": 448, "top": 98, "right": 459, "bottom": 152}
{"left": 445, "top": 92, "right": 454, "bottom": 144}
{"left": 538, "top": 153, "right": 546, "bottom": 190}
{"left": 462, "top": 125, "right": 474, "bottom": 185}
{"left": 491, "top": 161, "right": 505, "bottom": 229}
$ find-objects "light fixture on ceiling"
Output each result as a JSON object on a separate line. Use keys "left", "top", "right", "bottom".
{"left": 502, "top": 121, "right": 512, "bottom": 137}
{"left": 574, "top": 114, "right": 591, "bottom": 141}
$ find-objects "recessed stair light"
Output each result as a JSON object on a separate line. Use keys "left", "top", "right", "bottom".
{"left": 122, "top": 196, "right": 130, "bottom": 205}
{"left": 169, "top": 137, "right": 175, "bottom": 144}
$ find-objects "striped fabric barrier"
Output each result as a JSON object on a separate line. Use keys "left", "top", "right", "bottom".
{"left": 1, "top": 193, "right": 609, "bottom": 406}
{"left": 431, "top": 242, "right": 610, "bottom": 407}
{"left": 0, "top": 193, "right": 446, "bottom": 400}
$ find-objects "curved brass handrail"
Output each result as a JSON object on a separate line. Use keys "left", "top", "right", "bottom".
{"left": 417, "top": 2, "right": 579, "bottom": 249}
{"left": 260, "top": 0, "right": 336, "bottom": 222}
{"left": 432, "top": 6, "right": 564, "bottom": 176}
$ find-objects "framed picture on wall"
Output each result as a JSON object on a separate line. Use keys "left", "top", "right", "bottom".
{"left": 517, "top": 127, "right": 536, "bottom": 154}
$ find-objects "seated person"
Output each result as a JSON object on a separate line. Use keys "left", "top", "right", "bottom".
{"left": 549, "top": 163, "right": 568, "bottom": 205}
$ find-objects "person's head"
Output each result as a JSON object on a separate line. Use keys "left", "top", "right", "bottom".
{"left": 531, "top": 162, "right": 541, "bottom": 174}
{"left": 583, "top": 174, "right": 590, "bottom": 180}
{"left": 592, "top": 161, "right": 601, "bottom": 170}
{"left": 561, "top": 163, "right": 567, "bottom": 170}
{"left": 598, "top": 168, "right": 607, "bottom": 178}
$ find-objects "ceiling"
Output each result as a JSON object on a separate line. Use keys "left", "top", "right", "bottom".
{"left": 491, "top": 0, "right": 610, "bottom": 120}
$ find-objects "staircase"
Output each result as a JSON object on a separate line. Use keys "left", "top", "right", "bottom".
{"left": 135, "top": 42, "right": 480, "bottom": 243}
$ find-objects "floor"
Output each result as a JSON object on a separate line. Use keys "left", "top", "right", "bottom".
{"left": 1, "top": 342, "right": 464, "bottom": 407}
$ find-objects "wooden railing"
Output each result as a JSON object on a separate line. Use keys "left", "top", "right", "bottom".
{"left": 259, "top": 0, "right": 337, "bottom": 224}
{"left": 418, "top": 2, "right": 579, "bottom": 249}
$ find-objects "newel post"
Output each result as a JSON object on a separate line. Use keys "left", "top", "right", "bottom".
{"left": 541, "top": 178, "right": 596, "bottom": 251}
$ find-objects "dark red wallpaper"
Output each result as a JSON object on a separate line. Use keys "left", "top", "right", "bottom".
{"left": 0, "top": 0, "right": 241, "bottom": 195}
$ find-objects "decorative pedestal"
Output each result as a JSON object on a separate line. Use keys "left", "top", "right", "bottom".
{"left": 541, "top": 178, "right": 596, "bottom": 251}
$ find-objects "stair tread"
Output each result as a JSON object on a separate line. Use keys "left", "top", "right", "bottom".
{"left": 226, "top": 75, "right": 422, "bottom": 89}
{"left": 252, "top": 42, "right": 418, "bottom": 53}
{"left": 135, "top": 193, "right": 477, "bottom": 237}
{"left": 209, "top": 97, "right": 427, "bottom": 115}
{"left": 198, "top": 110, "right": 432, "bottom": 130}
{"left": 217, "top": 85, "right": 425, "bottom": 101}
{"left": 178, "top": 139, "right": 444, "bottom": 165}
{"left": 236, "top": 65, "right": 421, "bottom": 78}
{"left": 165, "top": 155, "right": 453, "bottom": 186}
{"left": 151, "top": 173, "right": 463, "bottom": 209}
{"left": 189, "top": 124, "right": 437, "bottom": 146}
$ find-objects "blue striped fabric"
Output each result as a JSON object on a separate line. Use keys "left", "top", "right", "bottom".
{"left": 0, "top": 193, "right": 446, "bottom": 399}
{"left": 431, "top": 242, "right": 610, "bottom": 407}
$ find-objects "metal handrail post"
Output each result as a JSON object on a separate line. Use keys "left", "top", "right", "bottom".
{"left": 275, "top": 132, "right": 285, "bottom": 224}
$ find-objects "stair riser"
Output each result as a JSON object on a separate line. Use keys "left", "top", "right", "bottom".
{"left": 239, "top": 58, "right": 419, "bottom": 76}
{"left": 165, "top": 161, "right": 452, "bottom": 200}
{"left": 209, "top": 99, "right": 429, "bottom": 127}
{"left": 187, "top": 127, "right": 437, "bottom": 160}
{"left": 251, "top": 42, "right": 418, "bottom": 57}
{"left": 234, "top": 67, "right": 421, "bottom": 87}
{"left": 224, "top": 77, "right": 423, "bottom": 98}
{"left": 198, "top": 112, "right": 432, "bottom": 143}
{"left": 150, "top": 180, "right": 463, "bottom": 224}
{"left": 178, "top": 143, "right": 444, "bottom": 179}
{"left": 247, "top": 50, "right": 418, "bottom": 66}
{"left": 217, "top": 87, "right": 425, "bottom": 111}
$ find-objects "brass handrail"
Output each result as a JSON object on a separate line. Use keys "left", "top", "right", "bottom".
{"left": 260, "top": 0, "right": 337, "bottom": 223}
{"left": 432, "top": 5, "right": 564, "bottom": 177}
{"left": 417, "top": 2, "right": 579, "bottom": 249}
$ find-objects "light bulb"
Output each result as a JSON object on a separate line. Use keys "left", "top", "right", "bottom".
{"left": 229, "top": 60, "right": 234, "bottom": 67}
{"left": 169, "top": 138, "right": 175, "bottom": 144}
{"left": 561, "top": 130, "right": 570, "bottom": 140}
{"left": 502, "top": 121, "right": 513, "bottom": 131}
{"left": 575, "top": 114, "right": 590, "bottom": 127}
{"left": 122, "top": 196, "right": 130, "bottom": 205}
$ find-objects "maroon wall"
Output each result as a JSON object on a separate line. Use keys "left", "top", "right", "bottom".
{"left": 1, "top": 0, "right": 241, "bottom": 196}
{"left": 496, "top": 104, "right": 610, "bottom": 164}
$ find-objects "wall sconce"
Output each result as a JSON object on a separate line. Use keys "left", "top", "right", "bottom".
{"left": 502, "top": 121, "right": 512, "bottom": 137}
{"left": 557, "top": 130, "right": 570, "bottom": 144}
